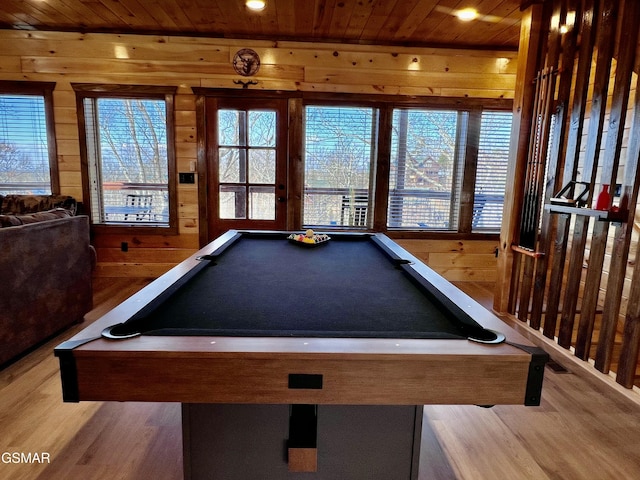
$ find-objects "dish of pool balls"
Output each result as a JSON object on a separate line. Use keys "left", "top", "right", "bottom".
{"left": 287, "top": 229, "right": 331, "bottom": 247}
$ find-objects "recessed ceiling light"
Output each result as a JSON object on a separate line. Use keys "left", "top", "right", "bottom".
{"left": 246, "top": 0, "right": 266, "bottom": 11}
{"left": 456, "top": 8, "right": 478, "bottom": 21}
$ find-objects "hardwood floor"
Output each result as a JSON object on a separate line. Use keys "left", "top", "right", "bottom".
{"left": 1, "top": 278, "right": 640, "bottom": 479}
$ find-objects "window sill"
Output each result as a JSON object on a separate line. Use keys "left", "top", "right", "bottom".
{"left": 91, "top": 223, "right": 179, "bottom": 236}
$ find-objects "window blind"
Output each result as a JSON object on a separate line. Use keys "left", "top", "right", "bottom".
{"left": 0, "top": 95, "right": 51, "bottom": 194}
{"left": 473, "top": 111, "right": 512, "bottom": 231}
{"left": 388, "top": 109, "right": 459, "bottom": 230}
{"left": 303, "top": 106, "right": 375, "bottom": 227}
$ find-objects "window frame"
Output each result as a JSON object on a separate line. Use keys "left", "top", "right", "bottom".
{"left": 0, "top": 81, "right": 59, "bottom": 195}
{"left": 73, "top": 84, "right": 178, "bottom": 235}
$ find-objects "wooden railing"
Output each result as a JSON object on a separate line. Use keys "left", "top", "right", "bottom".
{"left": 506, "top": 0, "right": 640, "bottom": 389}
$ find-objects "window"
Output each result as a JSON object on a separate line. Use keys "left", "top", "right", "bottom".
{"left": 303, "top": 106, "right": 377, "bottom": 227}
{"left": 75, "top": 85, "right": 177, "bottom": 231}
{"left": 0, "top": 82, "right": 57, "bottom": 195}
{"left": 388, "top": 109, "right": 461, "bottom": 230}
{"left": 473, "top": 111, "right": 511, "bottom": 231}
{"left": 218, "top": 109, "right": 277, "bottom": 220}
{"left": 302, "top": 101, "right": 511, "bottom": 234}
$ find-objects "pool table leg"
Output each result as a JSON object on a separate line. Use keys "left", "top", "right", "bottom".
{"left": 182, "top": 403, "right": 423, "bottom": 479}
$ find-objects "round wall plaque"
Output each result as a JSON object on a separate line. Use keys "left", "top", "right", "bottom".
{"left": 233, "top": 49, "right": 261, "bottom": 76}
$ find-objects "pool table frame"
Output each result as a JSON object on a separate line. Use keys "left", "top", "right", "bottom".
{"left": 56, "top": 230, "right": 547, "bottom": 407}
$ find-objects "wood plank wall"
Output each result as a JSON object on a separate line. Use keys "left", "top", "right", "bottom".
{"left": 396, "top": 239, "right": 500, "bottom": 283}
{"left": 0, "top": 29, "right": 517, "bottom": 280}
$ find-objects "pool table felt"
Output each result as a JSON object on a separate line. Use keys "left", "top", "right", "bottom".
{"left": 110, "top": 235, "right": 489, "bottom": 340}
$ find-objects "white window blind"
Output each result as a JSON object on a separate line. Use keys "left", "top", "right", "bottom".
{"left": 473, "top": 111, "right": 512, "bottom": 231}
{"left": 388, "top": 109, "right": 460, "bottom": 230}
{"left": 303, "top": 106, "right": 375, "bottom": 227}
{"left": 0, "top": 95, "right": 51, "bottom": 194}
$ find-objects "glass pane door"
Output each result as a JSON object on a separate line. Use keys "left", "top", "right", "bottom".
{"left": 207, "top": 98, "right": 287, "bottom": 239}
{"left": 218, "top": 109, "right": 277, "bottom": 220}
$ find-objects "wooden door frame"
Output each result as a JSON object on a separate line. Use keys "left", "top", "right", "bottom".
{"left": 194, "top": 88, "right": 293, "bottom": 245}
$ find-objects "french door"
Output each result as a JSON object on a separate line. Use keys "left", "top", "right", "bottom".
{"left": 205, "top": 97, "right": 288, "bottom": 240}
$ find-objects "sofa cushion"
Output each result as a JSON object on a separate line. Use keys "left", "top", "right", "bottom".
{"left": 0, "top": 214, "right": 22, "bottom": 227}
{"left": 0, "top": 208, "right": 72, "bottom": 228}
{"left": 0, "top": 194, "right": 77, "bottom": 215}
{"left": 17, "top": 208, "right": 72, "bottom": 224}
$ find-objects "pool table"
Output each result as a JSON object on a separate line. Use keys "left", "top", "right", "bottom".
{"left": 55, "top": 230, "right": 547, "bottom": 479}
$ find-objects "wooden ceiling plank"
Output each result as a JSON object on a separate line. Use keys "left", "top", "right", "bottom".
{"left": 342, "top": 0, "right": 376, "bottom": 40}
{"left": 47, "top": 0, "right": 111, "bottom": 28}
{"left": 359, "top": 0, "right": 402, "bottom": 42}
{"left": 185, "top": 0, "right": 233, "bottom": 33}
{"left": 312, "top": 0, "right": 339, "bottom": 38}
{"left": 30, "top": 0, "right": 83, "bottom": 25}
{"left": 114, "top": 0, "right": 163, "bottom": 27}
{"left": 0, "top": 0, "right": 524, "bottom": 49}
{"left": 78, "top": 1, "right": 126, "bottom": 24}
{"left": 214, "top": 0, "right": 252, "bottom": 35}
{"left": 244, "top": 2, "right": 279, "bottom": 39}
{"left": 38, "top": 0, "right": 101, "bottom": 28}
{"left": 2, "top": 0, "right": 72, "bottom": 27}
{"left": 274, "top": 0, "right": 297, "bottom": 38}
{"left": 0, "top": 1, "right": 40, "bottom": 29}
{"left": 138, "top": 1, "right": 184, "bottom": 31}
{"left": 375, "top": 0, "right": 426, "bottom": 41}
{"left": 288, "top": 0, "right": 315, "bottom": 38}
{"left": 411, "top": 0, "right": 463, "bottom": 44}
{"left": 94, "top": 0, "right": 150, "bottom": 28}
{"left": 419, "top": 0, "right": 510, "bottom": 46}
{"left": 154, "top": 1, "right": 196, "bottom": 31}
{"left": 328, "top": 0, "right": 359, "bottom": 39}
{"left": 480, "top": 8, "right": 524, "bottom": 46}
{"left": 486, "top": 1, "right": 525, "bottom": 44}
{"left": 393, "top": 0, "right": 440, "bottom": 41}
{"left": 0, "top": 12, "right": 22, "bottom": 29}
